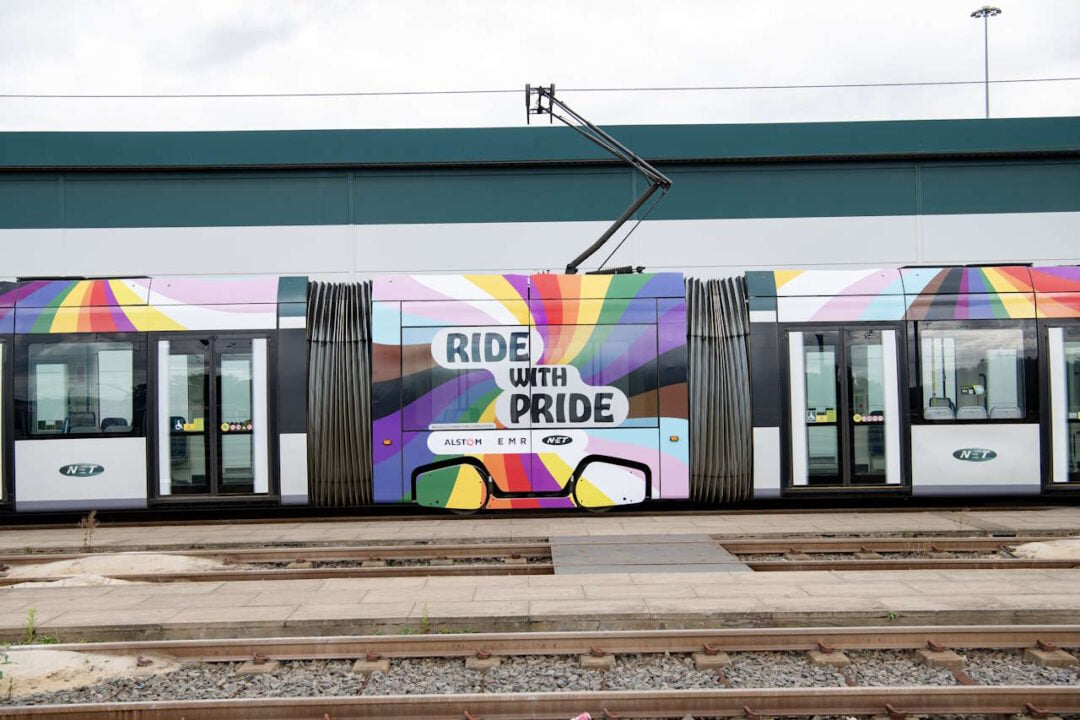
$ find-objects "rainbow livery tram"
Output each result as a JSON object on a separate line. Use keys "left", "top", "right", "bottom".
{"left": 0, "top": 263, "right": 1078, "bottom": 516}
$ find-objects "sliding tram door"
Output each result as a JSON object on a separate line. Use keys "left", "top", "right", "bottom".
{"left": 786, "top": 326, "right": 904, "bottom": 490}
{"left": 1046, "top": 324, "right": 1080, "bottom": 487}
{"left": 155, "top": 335, "right": 273, "bottom": 499}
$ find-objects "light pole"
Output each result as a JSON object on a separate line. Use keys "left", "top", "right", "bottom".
{"left": 970, "top": 6, "right": 1002, "bottom": 119}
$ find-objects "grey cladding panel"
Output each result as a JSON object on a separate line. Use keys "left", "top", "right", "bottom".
{"left": 277, "top": 329, "right": 308, "bottom": 434}
{"left": 749, "top": 323, "right": 781, "bottom": 427}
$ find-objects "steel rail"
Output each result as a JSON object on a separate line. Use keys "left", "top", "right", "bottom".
{"left": 0, "top": 542, "right": 552, "bottom": 566}
{"left": 3, "top": 533, "right": 1056, "bottom": 564}
{"left": 0, "top": 562, "right": 553, "bottom": 586}
{"left": 720, "top": 535, "right": 1061, "bottom": 553}
{"left": 748, "top": 558, "right": 1080, "bottom": 571}
{"left": 7, "top": 556, "right": 1077, "bottom": 586}
{"left": 5, "top": 686, "right": 1080, "bottom": 719}
{"left": 19, "top": 625, "right": 1080, "bottom": 661}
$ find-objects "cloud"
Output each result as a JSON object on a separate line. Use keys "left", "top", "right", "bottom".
{"left": 0, "top": 0, "right": 1077, "bottom": 130}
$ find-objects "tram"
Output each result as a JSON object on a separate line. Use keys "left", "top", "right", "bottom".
{"left": 0, "top": 264, "right": 1077, "bottom": 514}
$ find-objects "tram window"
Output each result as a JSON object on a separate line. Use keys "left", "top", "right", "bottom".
{"left": 917, "top": 324, "right": 1029, "bottom": 421}
{"left": 23, "top": 341, "right": 136, "bottom": 436}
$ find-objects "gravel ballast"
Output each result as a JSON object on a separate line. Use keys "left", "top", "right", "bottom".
{"left": 4, "top": 649, "right": 1077, "bottom": 706}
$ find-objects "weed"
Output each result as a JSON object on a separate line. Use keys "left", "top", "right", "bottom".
{"left": 420, "top": 602, "right": 431, "bottom": 635}
{"left": 397, "top": 626, "right": 415, "bottom": 635}
{"left": 78, "top": 510, "right": 99, "bottom": 552}
{"left": 23, "top": 609, "right": 59, "bottom": 645}
{"left": 884, "top": 610, "right": 901, "bottom": 622}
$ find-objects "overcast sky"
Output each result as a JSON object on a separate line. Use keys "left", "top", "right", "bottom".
{"left": 1, "top": 0, "right": 1078, "bottom": 131}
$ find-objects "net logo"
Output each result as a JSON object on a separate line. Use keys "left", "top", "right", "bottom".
{"left": 59, "top": 464, "right": 105, "bottom": 477}
{"left": 541, "top": 435, "right": 573, "bottom": 446}
{"left": 952, "top": 448, "right": 997, "bottom": 462}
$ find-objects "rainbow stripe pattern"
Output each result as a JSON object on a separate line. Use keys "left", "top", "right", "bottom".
{"left": 0, "top": 276, "right": 300, "bottom": 333}
{"left": 747, "top": 265, "right": 1080, "bottom": 322}
{"left": 372, "top": 273, "right": 688, "bottom": 509}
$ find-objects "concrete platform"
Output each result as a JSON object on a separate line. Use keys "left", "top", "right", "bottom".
{"left": 1, "top": 508, "right": 1077, "bottom": 642}
{"left": 550, "top": 534, "right": 750, "bottom": 574}
{"left": 1, "top": 567, "right": 1079, "bottom": 642}
{"left": 1, "top": 506, "right": 1079, "bottom": 552}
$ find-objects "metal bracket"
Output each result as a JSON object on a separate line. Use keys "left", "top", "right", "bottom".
{"left": 525, "top": 83, "right": 672, "bottom": 274}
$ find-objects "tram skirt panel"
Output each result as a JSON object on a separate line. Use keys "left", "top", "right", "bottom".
{"left": 687, "top": 276, "right": 753, "bottom": 503}
{"left": 306, "top": 281, "right": 374, "bottom": 507}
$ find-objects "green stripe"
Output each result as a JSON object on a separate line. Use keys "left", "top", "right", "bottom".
{"left": 2, "top": 117, "right": 1078, "bottom": 169}
{"left": 1, "top": 159, "right": 1077, "bottom": 229}
{"left": 0, "top": 124, "right": 1078, "bottom": 230}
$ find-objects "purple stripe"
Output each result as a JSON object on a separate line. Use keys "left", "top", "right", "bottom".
{"left": 15, "top": 280, "right": 65, "bottom": 307}
{"left": 658, "top": 321, "right": 686, "bottom": 357}
{"left": 109, "top": 306, "right": 137, "bottom": 332}
{"left": 637, "top": 273, "right": 685, "bottom": 299}
{"left": 372, "top": 414, "right": 402, "bottom": 465}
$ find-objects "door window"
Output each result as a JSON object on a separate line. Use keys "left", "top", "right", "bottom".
{"left": 25, "top": 341, "right": 135, "bottom": 435}
{"left": 917, "top": 324, "right": 1030, "bottom": 421}
{"left": 848, "top": 330, "right": 887, "bottom": 485}
{"left": 219, "top": 344, "right": 255, "bottom": 494}
{"left": 1066, "top": 334, "right": 1080, "bottom": 480}
{"left": 803, "top": 332, "right": 840, "bottom": 485}
{"left": 157, "top": 336, "right": 269, "bottom": 498}
{"left": 789, "top": 327, "right": 900, "bottom": 488}
{"left": 166, "top": 345, "right": 209, "bottom": 495}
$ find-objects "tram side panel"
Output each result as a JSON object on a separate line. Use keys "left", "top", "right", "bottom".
{"left": 371, "top": 273, "right": 688, "bottom": 511}
{"left": 1034, "top": 266, "right": 1080, "bottom": 491}
{"left": 276, "top": 279, "right": 309, "bottom": 505}
{"left": 750, "top": 265, "right": 1057, "bottom": 498}
{"left": 902, "top": 267, "right": 1041, "bottom": 496}
{"left": 10, "top": 276, "right": 297, "bottom": 513}
{"left": 12, "top": 280, "right": 152, "bottom": 511}
{"left": 748, "top": 269, "right": 910, "bottom": 496}
{"left": 745, "top": 273, "right": 783, "bottom": 499}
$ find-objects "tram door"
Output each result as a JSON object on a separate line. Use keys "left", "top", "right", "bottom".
{"left": 1046, "top": 325, "right": 1080, "bottom": 486}
{"left": 787, "top": 327, "right": 903, "bottom": 488}
{"left": 0, "top": 341, "right": 6, "bottom": 505}
{"left": 155, "top": 336, "right": 272, "bottom": 498}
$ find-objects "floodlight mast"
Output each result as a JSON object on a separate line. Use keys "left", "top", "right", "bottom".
{"left": 526, "top": 84, "right": 672, "bottom": 275}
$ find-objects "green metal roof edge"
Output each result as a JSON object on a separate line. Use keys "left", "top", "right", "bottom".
{"left": 1, "top": 117, "right": 1078, "bottom": 169}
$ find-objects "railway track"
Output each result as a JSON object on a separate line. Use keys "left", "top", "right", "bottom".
{"left": 7, "top": 687, "right": 1080, "bottom": 719}
{"left": 1, "top": 535, "right": 1075, "bottom": 584}
{"left": 4, "top": 626, "right": 1080, "bottom": 718}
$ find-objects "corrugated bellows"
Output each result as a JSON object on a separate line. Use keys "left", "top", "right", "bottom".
{"left": 686, "top": 276, "right": 753, "bottom": 503}
{"left": 306, "top": 281, "right": 374, "bottom": 506}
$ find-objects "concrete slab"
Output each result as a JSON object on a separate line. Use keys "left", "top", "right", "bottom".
{"left": 352, "top": 658, "right": 390, "bottom": 674}
{"left": 465, "top": 656, "right": 502, "bottom": 671}
{"left": 1023, "top": 647, "right": 1079, "bottom": 667}
{"left": 915, "top": 648, "right": 966, "bottom": 669}
{"left": 550, "top": 534, "right": 750, "bottom": 574}
{"left": 236, "top": 659, "right": 279, "bottom": 675}
{"left": 3, "top": 507, "right": 1080, "bottom": 551}
{"left": 692, "top": 651, "right": 732, "bottom": 670}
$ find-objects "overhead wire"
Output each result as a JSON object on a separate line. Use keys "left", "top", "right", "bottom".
{"left": 0, "top": 77, "right": 1078, "bottom": 99}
